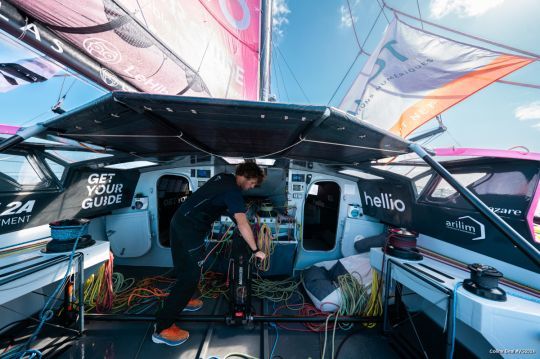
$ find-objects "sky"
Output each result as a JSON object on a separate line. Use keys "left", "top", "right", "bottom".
{"left": 1, "top": 0, "right": 539, "bottom": 152}
{"left": 270, "top": 0, "right": 540, "bottom": 152}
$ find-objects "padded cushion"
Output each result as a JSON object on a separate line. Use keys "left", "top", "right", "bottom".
{"left": 303, "top": 253, "right": 373, "bottom": 312}
{"left": 302, "top": 266, "right": 336, "bottom": 301}
{"left": 329, "top": 260, "right": 349, "bottom": 282}
{"left": 354, "top": 233, "right": 386, "bottom": 253}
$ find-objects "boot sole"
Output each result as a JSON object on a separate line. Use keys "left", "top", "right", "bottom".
{"left": 151, "top": 333, "right": 189, "bottom": 346}
{"left": 182, "top": 305, "right": 203, "bottom": 312}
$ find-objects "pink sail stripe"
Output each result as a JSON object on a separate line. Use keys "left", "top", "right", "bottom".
{"left": 528, "top": 188, "right": 540, "bottom": 243}
{"left": 434, "top": 147, "right": 540, "bottom": 162}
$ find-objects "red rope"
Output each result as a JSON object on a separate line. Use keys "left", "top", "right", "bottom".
{"left": 96, "top": 251, "right": 115, "bottom": 313}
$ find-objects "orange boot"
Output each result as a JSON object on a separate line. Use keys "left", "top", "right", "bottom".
{"left": 152, "top": 324, "right": 189, "bottom": 346}
{"left": 183, "top": 298, "right": 203, "bottom": 312}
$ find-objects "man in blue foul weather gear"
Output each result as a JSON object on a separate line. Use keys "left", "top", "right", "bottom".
{"left": 153, "top": 162, "right": 266, "bottom": 346}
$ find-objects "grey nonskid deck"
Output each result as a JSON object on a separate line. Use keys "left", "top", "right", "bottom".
{"left": 52, "top": 295, "right": 397, "bottom": 359}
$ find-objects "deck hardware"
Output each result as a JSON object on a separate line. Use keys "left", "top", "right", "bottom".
{"left": 463, "top": 263, "right": 507, "bottom": 301}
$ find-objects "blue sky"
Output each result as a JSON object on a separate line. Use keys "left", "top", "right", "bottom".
{"left": 1, "top": 0, "right": 539, "bottom": 152}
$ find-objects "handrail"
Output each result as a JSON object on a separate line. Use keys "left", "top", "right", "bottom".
{"left": 0, "top": 253, "right": 82, "bottom": 286}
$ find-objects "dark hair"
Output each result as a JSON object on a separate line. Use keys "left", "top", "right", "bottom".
{"left": 235, "top": 162, "right": 265, "bottom": 184}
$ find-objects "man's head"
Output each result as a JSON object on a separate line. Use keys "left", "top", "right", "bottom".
{"left": 235, "top": 162, "right": 265, "bottom": 190}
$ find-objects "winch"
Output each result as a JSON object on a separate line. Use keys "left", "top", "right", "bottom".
{"left": 463, "top": 263, "right": 507, "bottom": 301}
{"left": 384, "top": 227, "right": 423, "bottom": 261}
{"left": 43, "top": 218, "right": 95, "bottom": 253}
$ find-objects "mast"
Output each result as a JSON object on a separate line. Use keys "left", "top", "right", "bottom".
{"left": 259, "top": 0, "right": 273, "bottom": 101}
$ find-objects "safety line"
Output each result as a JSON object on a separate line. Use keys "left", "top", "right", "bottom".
{"left": 299, "top": 136, "right": 407, "bottom": 154}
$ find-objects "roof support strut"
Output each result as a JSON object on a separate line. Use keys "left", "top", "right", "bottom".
{"left": 0, "top": 123, "right": 48, "bottom": 152}
{"left": 410, "top": 143, "right": 540, "bottom": 267}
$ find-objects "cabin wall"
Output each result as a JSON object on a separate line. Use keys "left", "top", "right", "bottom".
{"left": 0, "top": 157, "right": 139, "bottom": 248}
{"left": 111, "top": 167, "right": 197, "bottom": 267}
{"left": 356, "top": 158, "right": 540, "bottom": 287}
{"left": 105, "top": 162, "right": 378, "bottom": 272}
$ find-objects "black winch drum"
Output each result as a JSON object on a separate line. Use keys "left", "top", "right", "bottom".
{"left": 463, "top": 263, "right": 507, "bottom": 301}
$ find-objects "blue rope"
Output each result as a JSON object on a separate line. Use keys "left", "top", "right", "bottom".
{"left": 3, "top": 224, "right": 87, "bottom": 359}
{"left": 269, "top": 322, "right": 279, "bottom": 359}
{"left": 449, "top": 282, "right": 462, "bottom": 359}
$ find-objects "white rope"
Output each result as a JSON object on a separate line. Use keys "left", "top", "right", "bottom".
{"left": 175, "top": 133, "right": 306, "bottom": 160}
{"left": 61, "top": 131, "right": 406, "bottom": 161}
{"left": 299, "top": 136, "right": 407, "bottom": 154}
{"left": 66, "top": 134, "right": 180, "bottom": 138}
{"left": 63, "top": 132, "right": 306, "bottom": 160}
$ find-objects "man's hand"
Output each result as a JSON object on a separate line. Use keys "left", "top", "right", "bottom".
{"left": 234, "top": 212, "right": 260, "bottom": 250}
{"left": 254, "top": 250, "right": 266, "bottom": 261}
{"left": 233, "top": 212, "right": 268, "bottom": 263}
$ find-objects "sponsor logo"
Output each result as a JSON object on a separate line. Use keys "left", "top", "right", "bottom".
{"left": 489, "top": 206, "right": 522, "bottom": 217}
{"left": 101, "top": 65, "right": 168, "bottom": 94}
{"left": 219, "top": 0, "right": 251, "bottom": 30}
{"left": 363, "top": 191, "right": 406, "bottom": 212}
{"left": 445, "top": 216, "right": 485, "bottom": 240}
{"left": 0, "top": 6, "right": 66, "bottom": 54}
{"left": 82, "top": 173, "right": 124, "bottom": 210}
{"left": 124, "top": 65, "right": 168, "bottom": 94}
{"left": 0, "top": 200, "right": 36, "bottom": 228}
{"left": 99, "top": 68, "right": 130, "bottom": 91}
{"left": 83, "top": 38, "right": 122, "bottom": 64}
{"left": 100, "top": 68, "right": 120, "bottom": 87}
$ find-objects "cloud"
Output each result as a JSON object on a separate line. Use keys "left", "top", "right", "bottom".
{"left": 339, "top": 0, "right": 362, "bottom": 28}
{"left": 429, "top": 0, "right": 505, "bottom": 19}
{"left": 339, "top": 5, "right": 357, "bottom": 28}
{"left": 272, "top": 0, "right": 290, "bottom": 38}
{"left": 515, "top": 101, "right": 540, "bottom": 121}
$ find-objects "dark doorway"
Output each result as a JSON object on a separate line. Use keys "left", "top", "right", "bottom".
{"left": 157, "top": 175, "right": 190, "bottom": 247}
{"left": 302, "top": 181, "right": 340, "bottom": 251}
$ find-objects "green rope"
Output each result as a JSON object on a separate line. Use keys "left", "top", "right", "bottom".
{"left": 252, "top": 276, "right": 304, "bottom": 307}
{"left": 337, "top": 272, "right": 368, "bottom": 316}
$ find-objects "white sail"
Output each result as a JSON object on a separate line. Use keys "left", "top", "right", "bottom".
{"left": 340, "top": 19, "right": 532, "bottom": 138}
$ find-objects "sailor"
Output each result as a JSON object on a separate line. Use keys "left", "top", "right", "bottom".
{"left": 153, "top": 162, "right": 267, "bottom": 346}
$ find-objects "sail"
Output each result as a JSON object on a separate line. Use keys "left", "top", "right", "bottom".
{"left": 340, "top": 19, "right": 533, "bottom": 138}
{"left": 4, "top": 0, "right": 261, "bottom": 100}
{"left": 0, "top": 56, "right": 60, "bottom": 92}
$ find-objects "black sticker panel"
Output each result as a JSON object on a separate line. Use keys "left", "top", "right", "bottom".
{"left": 358, "top": 159, "right": 540, "bottom": 273}
{"left": 0, "top": 168, "right": 139, "bottom": 235}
